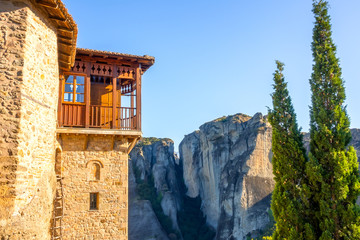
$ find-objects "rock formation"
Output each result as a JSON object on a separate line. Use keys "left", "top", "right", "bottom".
{"left": 179, "top": 113, "right": 274, "bottom": 239}
{"left": 129, "top": 138, "right": 181, "bottom": 240}
{"left": 129, "top": 113, "right": 360, "bottom": 240}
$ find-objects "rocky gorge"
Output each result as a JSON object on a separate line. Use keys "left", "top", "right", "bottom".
{"left": 128, "top": 113, "right": 360, "bottom": 240}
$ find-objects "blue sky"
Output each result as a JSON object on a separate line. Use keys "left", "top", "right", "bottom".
{"left": 62, "top": 0, "right": 360, "bottom": 150}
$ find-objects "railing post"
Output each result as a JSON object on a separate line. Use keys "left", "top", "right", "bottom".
{"left": 112, "top": 77, "right": 117, "bottom": 129}
{"left": 85, "top": 62, "right": 91, "bottom": 128}
{"left": 135, "top": 66, "right": 142, "bottom": 131}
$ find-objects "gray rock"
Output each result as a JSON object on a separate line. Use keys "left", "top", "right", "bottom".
{"left": 128, "top": 112, "right": 360, "bottom": 240}
{"left": 129, "top": 138, "right": 182, "bottom": 239}
{"left": 179, "top": 113, "right": 274, "bottom": 240}
{"left": 129, "top": 162, "right": 169, "bottom": 240}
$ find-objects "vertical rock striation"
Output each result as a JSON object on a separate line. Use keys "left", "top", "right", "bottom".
{"left": 129, "top": 138, "right": 181, "bottom": 240}
{"left": 179, "top": 113, "right": 274, "bottom": 240}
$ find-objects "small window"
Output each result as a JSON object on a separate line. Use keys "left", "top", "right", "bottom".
{"left": 63, "top": 74, "right": 85, "bottom": 103}
{"left": 90, "top": 193, "right": 99, "bottom": 210}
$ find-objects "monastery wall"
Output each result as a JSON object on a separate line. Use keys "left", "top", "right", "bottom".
{"left": 0, "top": 0, "right": 59, "bottom": 239}
{"left": 59, "top": 135, "right": 129, "bottom": 240}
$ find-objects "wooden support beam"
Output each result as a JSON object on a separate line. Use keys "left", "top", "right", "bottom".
{"left": 58, "top": 35, "right": 73, "bottom": 41}
{"left": 58, "top": 40, "right": 73, "bottom": 46}
{"left": 83, "top": 135, "right": 89, "bottom": 151}
{"left": 127, "top": 138, "right": 139, "bottom": 154}
{"left": 57, "top": 27, "right": 73, "bottom": 33}
{"left": 49, "top": 16, "right": 66, "bottom": 22}
{"left": 59, "top": 59, "right": 71, "bottom": 65}
{"left": 59, "top": 51, "right": 71, "bottom": 57}
{"left": 36, "top": 0, "right": 58, "bottom": 8}
{"left": 111, "top": 135, "right": 115, "bottom": 150}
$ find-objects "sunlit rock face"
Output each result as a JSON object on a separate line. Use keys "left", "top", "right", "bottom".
{"left": 179, "top": 113, "right": 275, "bottom": 240}
{"left": 128, "top": 113, "right": 360, "bottom": 240}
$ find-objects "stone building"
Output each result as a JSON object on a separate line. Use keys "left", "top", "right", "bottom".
{"left": 0, "top": 1, "right": 154, "bottom": 239}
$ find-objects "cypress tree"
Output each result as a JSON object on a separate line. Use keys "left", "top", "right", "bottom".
{"left": 268, "top": 61, "right": 308, "bottom": 240}
{"left": 307, "top": 0, "right": 360, "bottom": 239}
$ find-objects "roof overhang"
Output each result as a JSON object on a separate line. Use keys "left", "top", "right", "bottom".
{"left": 29, "top": 0, "right": 78, "bottom": 71}
{"left": 76, "top": 48, "right": 155, "bottom": 73}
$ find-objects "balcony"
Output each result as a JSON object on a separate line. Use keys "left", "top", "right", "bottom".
{"left": 56, "top": 50, "right": 153, "bottom": 136}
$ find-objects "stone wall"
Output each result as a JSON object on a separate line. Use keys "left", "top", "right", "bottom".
{"left": 59, "top": 135, "right": 130, "bottom": 240}
{"left": 0, "top": 0, "right": 59, "bottom": 239}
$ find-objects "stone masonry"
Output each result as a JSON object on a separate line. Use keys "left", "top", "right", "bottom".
{"left": 0, "top": 0, "right": 58, "bottom": 239}
{"left": 0, "top": 1, "right": 148, "bottom": 239}
{"left": 58, "top": 135, "right": 130, "bottom": 240}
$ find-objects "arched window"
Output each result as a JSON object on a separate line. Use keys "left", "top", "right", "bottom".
{"left": 90, "top": 163, "right": 100, "bottom": 181}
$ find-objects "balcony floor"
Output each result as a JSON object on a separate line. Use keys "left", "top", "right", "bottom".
{"left": 56, "top": 127, "right": 142, "bottom": 137}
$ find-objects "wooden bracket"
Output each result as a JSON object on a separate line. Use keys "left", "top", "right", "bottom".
{"left": 36, "top": 0, "right": 58, "bottom": 8}
{"left": 127, "top": 137, "right": 139, "bottom": 154}
{"left": 83, "top": 135, "right": 89, "bottom": 151}
{"left": 111, "top": 135, "right": 116, "bottom": 150}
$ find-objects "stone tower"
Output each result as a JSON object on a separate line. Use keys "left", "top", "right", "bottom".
{"left": 0, "top": 1, "right": 154, "bottom": 239}
{"left": 56, "top": 49, "right": 154, "bottom": 239}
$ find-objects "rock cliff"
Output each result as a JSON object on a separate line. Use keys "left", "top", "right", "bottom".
{"left": 179, "top": 113, "right": 274, "bottom": 239}
{"left": 129, "top": 138, "right": 181, "bottom": 240}
{"left": 129, "top": 113, "right": 360, "bottom": 240}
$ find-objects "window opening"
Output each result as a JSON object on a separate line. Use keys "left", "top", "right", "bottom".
{"left": 63, "top": 74, "right": 85, "bottom": 103}
{"left": 90, "top": 193, "right": 99, "bottom": 210}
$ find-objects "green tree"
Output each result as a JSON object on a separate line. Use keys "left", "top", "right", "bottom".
{"left": 268, "top": 61, "right": 308, "bottom": 240}
{"left": 306, "top": 0, "right": 360, "bottom": 239}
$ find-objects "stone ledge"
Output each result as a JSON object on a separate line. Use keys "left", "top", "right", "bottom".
{"left": 56, "top": 127, "right": 142, "bottom": 137}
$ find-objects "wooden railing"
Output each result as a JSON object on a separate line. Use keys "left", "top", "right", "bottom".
{"left": 59, "top": 104, "right": 138, "bottom": 130}
{"left": 61, "top": 104, "right": 86, "bottom": 127}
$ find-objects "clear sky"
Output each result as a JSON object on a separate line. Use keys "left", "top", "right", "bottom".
{"left": 62, "top": 0, "right": 360, "bottom": 151}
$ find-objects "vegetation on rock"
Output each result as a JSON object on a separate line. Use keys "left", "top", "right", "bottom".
{"left": 138, "top": 137, "right": 173, "bottom": 147}
{"left": 268, "top": 61, "right": 308, "bottom": 239}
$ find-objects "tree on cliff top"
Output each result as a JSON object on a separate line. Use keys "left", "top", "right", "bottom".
{"left": 268, "top": 61, "right": 308, "bottom": 240}
{"left": 306, "top": 0, "right": 360, "bottom": 238}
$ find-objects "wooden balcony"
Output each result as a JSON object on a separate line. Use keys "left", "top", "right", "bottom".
{"left": 59, "top": 104, "right": 138, "bottom": 130}
{"left": 56, "top": 50, "right": 152, "bottom": 134}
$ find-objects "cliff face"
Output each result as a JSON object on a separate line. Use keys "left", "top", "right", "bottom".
{"left": 129, "top": 138, "right": 181, "bottom": 240}
{"left": 128, "top": 114, "right": 360, "bottom": 240}
{"left": 179, "top": 113, "right": 274, "bottom": 239}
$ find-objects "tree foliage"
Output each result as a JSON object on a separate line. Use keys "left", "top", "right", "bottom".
{"left": 268, "top": 61, "right": 308, "bottom": 240}
{"left": 306, "top": 0, "right": 360, "bottom": 239}
{"left": 270, "top": 1, "right": 360, "bottom": 239}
